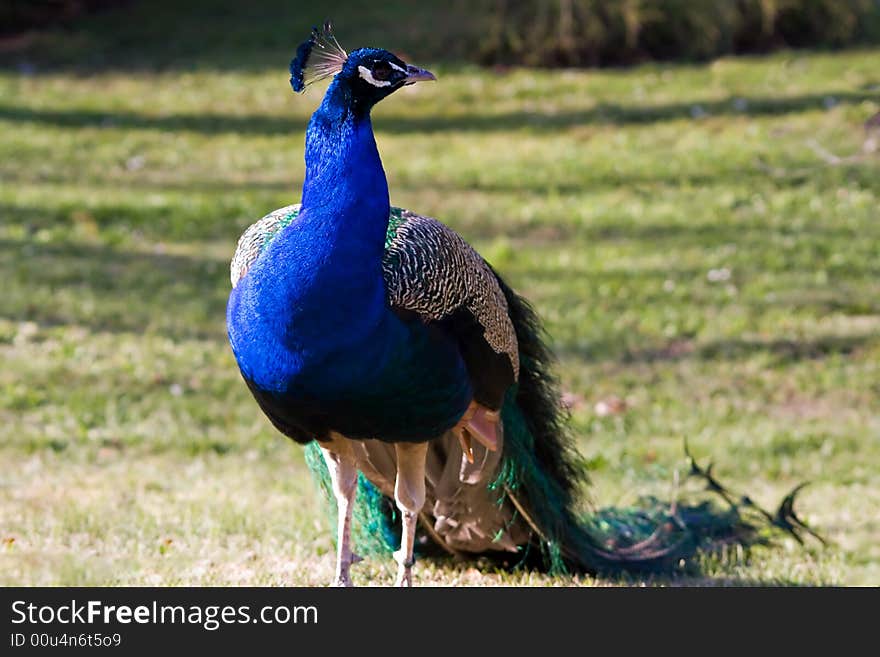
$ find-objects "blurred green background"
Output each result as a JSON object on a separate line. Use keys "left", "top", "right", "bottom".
{"left": 0, "top": 1, "right": 878, "bottom": 585}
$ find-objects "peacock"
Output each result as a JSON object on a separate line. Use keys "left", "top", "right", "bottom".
{"left": 226, "top": 23, "right": 819, "bottom": 587}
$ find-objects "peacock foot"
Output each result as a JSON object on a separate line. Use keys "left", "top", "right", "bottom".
{"left": 331, "top": 552, "right": 363, "bottom": 587}
{"left": 394, "top": 568, "right": 412, "bottom": 587}
{"left": 392, "top": 550, "right": 414, "bottom": 587}
{"left": 332, "top": 574, "right": 353, "bottom": 587}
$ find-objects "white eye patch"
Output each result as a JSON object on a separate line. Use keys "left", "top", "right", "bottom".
{"left": 389, "top": 62, "right": 406, "bottom": 73}
{"left": 358, "top": 65, "right": 392, "bottom": 87}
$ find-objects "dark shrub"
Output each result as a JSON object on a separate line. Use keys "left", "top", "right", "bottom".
{"left": 479, "top": 0, "right": 880, "bottom": 67}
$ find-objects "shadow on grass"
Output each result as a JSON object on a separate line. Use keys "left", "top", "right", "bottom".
{"left": 1, "top": 89, "right": 877, "bottom": 136}
{"left": 380, "top": 90, "right": 880, "bottom": 133}
{"left": 0, "top": 237, "right": 229, "bottom": 341}
{"left": 0, "top": 200, "right": 266, "bottom": 243}
{"left": 475, "top": 215, "right": 873, "bottom": 246}
{"left": 697, "top": 335, "right": 871, "bottom": 362}
{"left": 554, "top": 333, "right": 876, "bottom": 367}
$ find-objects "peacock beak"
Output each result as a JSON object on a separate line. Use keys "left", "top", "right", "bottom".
{"left": 404, "top": 65, "right": 437, "bottom": 85}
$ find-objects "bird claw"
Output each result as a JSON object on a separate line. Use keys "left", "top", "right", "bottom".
{"left": 394, "top": 569, "right": 413, "bottom": 587}
{"left": 393, "top": 549, "right": 415, "bottom": 587}
{"left": 456, "top": 429, "right": 475, "bottom": 463}
{"left": 331, "top": 575, "right": 353, "bottom": 587}
{"left": 453, "top": 402, "right": 500, "bottom": 464}
{"left": 331, "top": 553, "right": 362, "bottom": 587}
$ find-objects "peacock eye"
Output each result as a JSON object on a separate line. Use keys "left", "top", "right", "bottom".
{"left": 372, "top": 61, "right": 393, "bottom": 81}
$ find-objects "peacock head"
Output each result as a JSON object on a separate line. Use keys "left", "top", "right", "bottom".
{"left": 289, "top": 22, "right": 435, "bottom": 113}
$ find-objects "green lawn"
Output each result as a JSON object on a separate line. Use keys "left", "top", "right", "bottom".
{"left": 1, "top": 5, "right": 878, "bottom": 585}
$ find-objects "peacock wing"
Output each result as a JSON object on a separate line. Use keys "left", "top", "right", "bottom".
{"left": 230, "top": 204, "right": 302, "bottom": 287}
{"left": 382, "top": 207, "right": 519, "bottom": 412}
{"left": 375, "top": 208, "right": 532, "bottom": 554}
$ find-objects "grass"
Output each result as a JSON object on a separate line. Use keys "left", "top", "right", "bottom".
{"left": 1, "top": 2, "right": 879, "bottom": 586}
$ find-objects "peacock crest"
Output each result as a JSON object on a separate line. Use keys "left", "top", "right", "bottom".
{"left": 290, "top": 21, "right": 348, "bottom": 92}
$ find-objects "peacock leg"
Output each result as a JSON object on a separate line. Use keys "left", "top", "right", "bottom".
{"left": 392, "top": 441, "right": 429, "bottom": 587}
{"left": 320, "top": 441, "right": 359, "bottom": 587}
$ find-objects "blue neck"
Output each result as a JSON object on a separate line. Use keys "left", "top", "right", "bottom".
{"left": 301, "top": 79, "right": 388, "bottom": 220}
{"left": 249, "top": 79, "right": 392, "bottom": 362}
